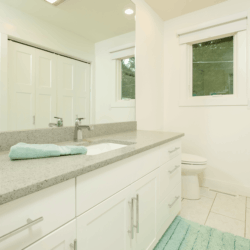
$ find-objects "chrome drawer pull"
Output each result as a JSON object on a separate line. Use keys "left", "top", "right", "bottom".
{"left": 168, "top": 165, "right": 181, "bottom": 174}
{"left": 168, "top": 196, "right": 180, "bottom": 208}
{"left": 128, "top": 198, "right": 134, "bottom": 239}
{"left": 133, "top": 194, "right": 139, "bottom": 234}
{"left": 168, "top": 147, "right": 180, "bottom": 153}
{"left": 0, "top": 217, "right": 43, "bottom": 242}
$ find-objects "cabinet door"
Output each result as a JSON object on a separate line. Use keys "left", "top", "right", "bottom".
{"left": 8, "top": 41, "right": 36, "bottom": 131}
{"left": 77, "top": 186, "right": 132, "bottom": 250}
{"left": 35, "top": 49, "right": 57, "bottom": 129}
{"left": 24, "top": 220, "right": 76, "bottom": 250}
{"left": 131, "top": 170, "right": 158, "bottom": 250}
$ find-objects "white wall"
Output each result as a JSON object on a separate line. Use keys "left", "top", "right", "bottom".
{"left": 133, "top": 0, "right": 164, "bottom": 131}
{"left": 0, "top": 2, "right": 95, "bottom": 131}
{"left": 0, "top": 2, "right": 95, "bottom": 62}
{"left": 164, "top": 0, "right": 250, "bottom": 196}
{"left": 94, "top": 31, "right": 136, "bottom": 124}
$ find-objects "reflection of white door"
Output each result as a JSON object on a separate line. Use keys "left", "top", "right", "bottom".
{"left": 8, "top": 41, "right": 91, "bottom": 130}
{"left": 24, "top": 220, "right": 76, "bottom": 250}
{"left": 57, "top": 56, "right": 90, "bottom": 126}
{"left": 35, "top": 50, "right": 57, "bottom": 129}
{"left": 8, "top": 41, "right": 36, "bottom": 131}
{"left": 75, "top": 60, "right": 91, "bottom": 125}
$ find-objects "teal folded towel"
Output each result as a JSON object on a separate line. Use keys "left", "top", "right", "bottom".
{"left": 9, "top": 143, "right": 87, "bottom": 160}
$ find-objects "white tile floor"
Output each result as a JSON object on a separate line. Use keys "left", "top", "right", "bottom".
{"left": 179, "top": 187, "right": 250, "bottom": 238}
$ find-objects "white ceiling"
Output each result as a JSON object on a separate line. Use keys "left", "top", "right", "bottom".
{"left": 145, "top": 0, "right": 227, "bottom": 21}
{"left": 0, "top": 0, "right": 135, "bottom": 42}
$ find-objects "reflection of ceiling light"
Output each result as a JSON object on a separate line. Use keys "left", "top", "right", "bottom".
{"left": 125, "top": 9, "right": 134, "bottom": 15}
{"left": 44, "top": 0, "right": 65, "bottom": 6}
{"left": 45, "top": 0, "right": 57, "bottom": 3}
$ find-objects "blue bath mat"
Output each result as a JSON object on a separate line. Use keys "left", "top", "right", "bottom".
{"left": 154, "top": 216, "right": 250, "bottom": 250}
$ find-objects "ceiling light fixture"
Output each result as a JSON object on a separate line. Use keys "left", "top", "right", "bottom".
{"left": 44, "top": 0, "right": 65, "bottom": 6}
{"left": 125, "top": 9, "right": 134, "bottom": 15}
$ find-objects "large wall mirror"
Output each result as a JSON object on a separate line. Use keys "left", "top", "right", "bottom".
{"left": 0, "top": 0, "right": 136, "bottom": 132}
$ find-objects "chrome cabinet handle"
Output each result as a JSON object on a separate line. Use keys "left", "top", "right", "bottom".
{"left": 168, "top": 147, "right": 180, "bottom": 153}
{"left": 70, "top": 239, "right": 77, "bottom": 250}
{"left": 133, "top": 194, "right": 139, "bottom": 234}
{"left": 0, "top": 217, "right": 43, "bottom": 242}
{"left": 168, "top": 165, "right": 181, "bottom": 174}
{"left": 168, "top": 196, "right": 180, "bottom": 208}
{"left": 128, "top": 198, "right": 134, "bottom": 239}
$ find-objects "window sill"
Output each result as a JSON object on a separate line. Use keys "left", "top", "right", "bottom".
{"left": 179, "top": 95, "right": 248, "bottom": 107}
{"left": 111, "top": 100, "right": 135, "bottom": 108}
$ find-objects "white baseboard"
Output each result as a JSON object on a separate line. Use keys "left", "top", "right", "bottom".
{"left": 202, "top": 177, "right": 250, "bottom": 198}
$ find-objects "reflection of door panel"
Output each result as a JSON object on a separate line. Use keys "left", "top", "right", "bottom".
{"left": 75, "top": 60, "right": 90, "bottom": 125}
{"left": 57, "top": 56, "right": 90, "bottom": 126}
{"left": 57, "top": 56, "right": 76, "bottom": 126}
{"left": 35, "top": 50, "right": 57, "bottom": 129}
{"left": 8, "top": 41, "right": 91, "bottom": 130}
{"left": 8, "top": 42, "right": 36, "bottom": 131}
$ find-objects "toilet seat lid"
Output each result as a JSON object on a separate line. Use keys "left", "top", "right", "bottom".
{"left": 181, "top": 153, "right": 207, "bottom": 165}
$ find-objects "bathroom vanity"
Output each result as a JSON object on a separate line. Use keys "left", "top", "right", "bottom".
{"left": 0, "top": 130, "right": 183, "bottom": 250}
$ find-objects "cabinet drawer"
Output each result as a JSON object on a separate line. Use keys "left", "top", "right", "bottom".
{"left": 158, "top": 155, "right": 181, "bottom": 204}
{"left": 24, "top": 220, "right": 76, "bottom": 250}
{"left": 0, "top": 179, "right": 75, "bottom": 250}
{"left": 157, "top": 183, "right": 181, "bottom": 233}
{"left": 159, "top": 139, "right": 181, "bottom": 166}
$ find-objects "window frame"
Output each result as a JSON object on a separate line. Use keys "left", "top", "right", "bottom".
{"left": 178, "top": 13, "right": 247, "bottom": 107}
{"left": 190, "top": 34, "right": 236, "bottom": 99}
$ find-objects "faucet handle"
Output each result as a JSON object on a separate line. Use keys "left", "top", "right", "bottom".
{"left": 78, "top": 118, "right": 85, "bottom": 121}
{"left": 54, "top": 117, "right": 63, "bottom": 127}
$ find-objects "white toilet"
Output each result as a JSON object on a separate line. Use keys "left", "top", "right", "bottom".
{"left": 181, "top": 153, "right": 207, "bottom": 200}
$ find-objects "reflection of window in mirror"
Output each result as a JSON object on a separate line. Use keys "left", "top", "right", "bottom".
{"left": 117, "top": 57, "right": 135, "bottom": 101}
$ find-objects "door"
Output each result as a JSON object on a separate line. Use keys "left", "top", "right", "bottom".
{"left": 77, "top": 186, "right": 132, "bottom": 250}
{"left": 57, "top": 56, "right": 90, "bottom": 126}
{"left": 131, "top": 170, "right": 158, "bottom": 250}
{"left": 75, "top": 60, "right": 91, "bottom": 125}
{"left": 24, "top": 220, "right": 76, "bottom": 250}
{"left": 8, "top": 41, "right": 36, "bottom": 131}
{"left": 35, "top": 49, "right": 57, "bottom": 128}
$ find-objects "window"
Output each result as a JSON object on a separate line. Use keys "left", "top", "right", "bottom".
{"left": 178, "top": 12, "right": 247, "bottom": 106}
{"left": 193, "top": 36, "right": 234, "bottom": 97}
{"left": 121, "top": 57, "right": 135, "bottom": 100}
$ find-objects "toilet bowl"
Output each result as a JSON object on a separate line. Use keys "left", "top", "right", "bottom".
{"left": 181, "top": 153, "right": 207, "bottom": 200}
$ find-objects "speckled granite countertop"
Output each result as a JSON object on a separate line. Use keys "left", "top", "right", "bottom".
{"left": 0, "top": 130, "right": 184, "bottom": 205}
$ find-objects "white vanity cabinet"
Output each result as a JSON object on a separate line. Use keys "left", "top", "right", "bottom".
{"left": 0, "top": 138, "right": 182, "bottom": 250}
{"left": 0, "top": 179, "right": 75, "bottom": 250}
{"left": 76, "top": 138, "right": 182, "bottom": 250}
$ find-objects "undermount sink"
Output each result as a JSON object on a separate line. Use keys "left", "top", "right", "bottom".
{"left": 85, "top": 143, "right": 128, "bottom": 155}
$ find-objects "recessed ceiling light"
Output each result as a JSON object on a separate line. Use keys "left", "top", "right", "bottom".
{"left": 44, "top": 0, "right": 65, "bottom": 6}
{"left": 125, "top": 9, "right": 134, "bottom": 15}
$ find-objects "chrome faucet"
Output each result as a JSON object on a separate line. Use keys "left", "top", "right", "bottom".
{"left": 74, "top": 117, "right": 94, "bottom": 142}
{"left": 49, "top": 117, "right": 63, "bottom": 127}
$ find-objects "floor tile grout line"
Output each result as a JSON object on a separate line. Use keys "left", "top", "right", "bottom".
{"left": 210, "top": 211, "right": 246, "bottom": 223}
{"left": 204, "top": 192, "right": 217, "bottom": 225}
